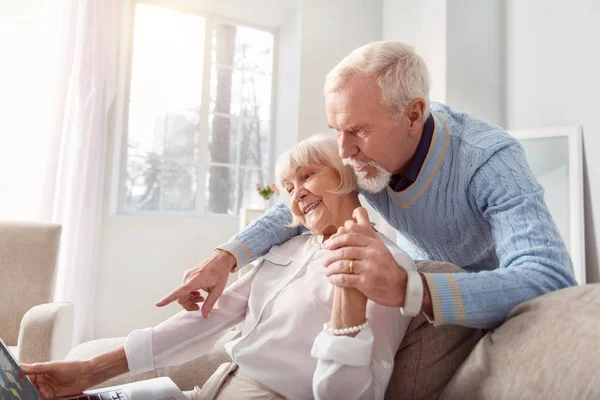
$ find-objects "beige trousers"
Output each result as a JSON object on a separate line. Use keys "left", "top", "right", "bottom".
{"left": 185, "top": 363, "right": 285, "bottom": 400}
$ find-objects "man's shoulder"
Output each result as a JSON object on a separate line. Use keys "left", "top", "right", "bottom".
{"left": 431, "top": 101, "right": 518, "bottom": 156}
{"left": 430, "top": 102, "right": 529, "bottom": 189}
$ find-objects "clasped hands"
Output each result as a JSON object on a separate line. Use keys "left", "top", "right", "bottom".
{"left": 321, "top": 207, "right": 409, "bottom": 308}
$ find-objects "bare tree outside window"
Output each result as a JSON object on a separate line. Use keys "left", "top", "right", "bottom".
{"left": 208, "top": 24, "right": 236, "bottom": 214}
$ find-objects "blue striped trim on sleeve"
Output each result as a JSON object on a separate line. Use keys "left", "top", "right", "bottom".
{"left": 216, "top": 240, "right": 252, "bottom": 271}
{"left": 424, "top": 273, "right": 467, "bottom": 326}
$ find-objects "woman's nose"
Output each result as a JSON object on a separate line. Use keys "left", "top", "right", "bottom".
{"left": 291, "top": 186, "right": 308, "bottom": 202}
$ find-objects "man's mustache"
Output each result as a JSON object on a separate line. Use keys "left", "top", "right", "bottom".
{"left": 342, "top": 158, "right": 387, "bottom": 172}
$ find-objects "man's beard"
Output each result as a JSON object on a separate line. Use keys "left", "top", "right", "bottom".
{"left": 343, "top": 158, "right": 392, "bottom": 193}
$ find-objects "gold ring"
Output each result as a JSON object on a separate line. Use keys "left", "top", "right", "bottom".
{"left": 348, "top": 259, "right": 354, "bottom": 274}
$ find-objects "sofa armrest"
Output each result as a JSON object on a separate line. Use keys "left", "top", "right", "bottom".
{"left": 18, "top": 302, "right": 74, "bottom": 363}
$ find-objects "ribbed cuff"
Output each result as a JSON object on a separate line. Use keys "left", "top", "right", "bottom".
{"left": 311, "top": 326, "right": 373, "bottom": 367}
{"left": 422, "top": 273, "right": 467, "bottom": 326}
{"left": 124, "top": 328, "right": 155, "bottom": 373}
{"left": 215, "top": 241, "right": 252, "bottom": 272}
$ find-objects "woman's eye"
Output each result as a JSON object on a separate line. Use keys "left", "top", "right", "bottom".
{"left": 304, "top": 173, "right": 312, "bottom": 180}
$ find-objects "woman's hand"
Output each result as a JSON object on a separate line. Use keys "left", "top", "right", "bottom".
{"left": 22, "top": 346, "right": 128, "bottom": 399}
{"left": 326, "top": 209, "right": 370, "bottom": 336}
{"left": 324, "top": 207, "right": 409, "bottom": 308}
{"left": 21, "top": 360, "right": 93, "bottom": 399}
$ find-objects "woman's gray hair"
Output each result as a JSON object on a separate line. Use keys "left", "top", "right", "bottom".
{"left": 275, "top": 133, "right": 357, "bottom": 227}
{"left": 324, "top": 41, "right": 430, "bottom": 119}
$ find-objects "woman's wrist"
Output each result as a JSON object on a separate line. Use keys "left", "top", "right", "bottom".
{"left": 87, "top": 346, "right": 129, "bottom": 387}
{"left": 329, "top": 287, "right": 367, "bottom": 336}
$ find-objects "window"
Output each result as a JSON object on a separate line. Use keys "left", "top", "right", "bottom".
{"left": 122, "top": 3, "right": 275, "bottom": 215}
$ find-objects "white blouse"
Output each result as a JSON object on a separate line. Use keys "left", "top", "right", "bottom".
{"left": 125, "top": 233, "right": 415, "bottom": 399}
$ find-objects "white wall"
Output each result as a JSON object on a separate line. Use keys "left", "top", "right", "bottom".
{"left": 383, "top": 0, "right": 504, "bottom": 125}
{"left": 505, "top": 0, "right": 600, "bottom": 282}
{"left": 446, "top": 0, "right": 505, "bottom": 126}
{"left": 140, "top": 0, "right": 297, "bottom": 29}
{"left": 297, "top": 0, "right": 383, "bottom": 139}
{"left": 382, "top": 0, "right": 447, "bottom": 103}
{"left": 274, "top": 8, "right": 301, "bottom": 160}
{"left": 95, "top": 215, "right": 238, "bottom": 338}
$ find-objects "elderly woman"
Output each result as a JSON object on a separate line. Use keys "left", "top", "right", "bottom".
{"left": 22, "top": 134, "right": 416, "bottom": 400}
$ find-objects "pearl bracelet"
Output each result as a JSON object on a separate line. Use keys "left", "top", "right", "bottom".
{"left": 323, "top": 320, "right": 369, "bottom": 336}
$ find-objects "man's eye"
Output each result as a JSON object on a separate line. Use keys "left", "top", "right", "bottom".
{"left": 286, "top": 187, "right": 293, "bottom": 194}
{"left": 304, "top": 173, "right": 312, "bottom": 180}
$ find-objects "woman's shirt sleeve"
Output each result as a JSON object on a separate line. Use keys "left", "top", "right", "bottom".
{"left": 124, "top": 263, "right": 261, "bottom": 373}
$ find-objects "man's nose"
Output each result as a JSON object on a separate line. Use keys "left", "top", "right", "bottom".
{"left": 337, "top": 131, "right": 359, "bottom": 160}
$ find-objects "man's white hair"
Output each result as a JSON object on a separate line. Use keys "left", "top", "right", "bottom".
{"left": 324, "top": 41, "right": 430, "bottom": 119}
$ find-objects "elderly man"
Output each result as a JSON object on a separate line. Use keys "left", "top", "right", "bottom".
{"left": 157, "top": 41, "right": 576, "bottom": 330}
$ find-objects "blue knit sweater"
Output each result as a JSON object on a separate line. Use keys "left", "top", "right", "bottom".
{"left": 218, "top": 102, "right": 576, "bottom": 329}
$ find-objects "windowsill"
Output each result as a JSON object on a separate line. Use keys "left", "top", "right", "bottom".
{"left": 110, "top": 211, "right": 240, "bottom": 222}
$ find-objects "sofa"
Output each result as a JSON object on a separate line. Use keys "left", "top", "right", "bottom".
{"left": 12, "top": 238, "right": 600, "bottom": 398}
{"left": 0, "top": 222, "right": 74, "bottom": 363}
{"left": 441, "top": 282, "right": 600, "bottom": 399}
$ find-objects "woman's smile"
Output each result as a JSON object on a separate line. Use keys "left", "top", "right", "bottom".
{"left": 304, "top": 200, "right": 322, "bottom": 215}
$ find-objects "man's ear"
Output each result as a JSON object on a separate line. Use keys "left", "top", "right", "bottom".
{"left": 406, "top": 98, "right": 427, "bottom": 137}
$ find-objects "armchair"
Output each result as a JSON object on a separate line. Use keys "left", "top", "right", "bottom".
{"left": 0, "top": 221, "right": 73, "bottom": 363}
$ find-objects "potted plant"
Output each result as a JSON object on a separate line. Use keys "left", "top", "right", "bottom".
{"left": 256, "top": 182, "right": 280, "bottom": 208}
{"left": 239, "top": 183, "right": 280, "bottom": 231}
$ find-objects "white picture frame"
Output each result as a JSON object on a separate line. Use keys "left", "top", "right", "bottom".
{"left": 508, "top": 125, "right": 586, "bottom": 285}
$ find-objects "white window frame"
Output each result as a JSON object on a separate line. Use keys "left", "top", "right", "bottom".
{"left": 110, "top": 0, "right": 279, "bottom": 218}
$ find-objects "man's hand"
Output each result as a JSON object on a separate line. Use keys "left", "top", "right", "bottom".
{"left": 156, "top": 249, "right": 235, "bottom": 318}
{"left": 323, "top": 207, "right": 409, "bottom": 308}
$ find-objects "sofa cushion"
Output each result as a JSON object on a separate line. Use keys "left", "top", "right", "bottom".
{"left": 385, "top": 260, "right": 484, "bottom": 400}
{"left": 66, "top": 337, "right": 127, "bottom": 361}
{"left": 441, "top": 283, "right": 600, "bottom": 400}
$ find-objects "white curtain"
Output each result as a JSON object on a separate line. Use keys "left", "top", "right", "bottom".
{"left": 0, "top": 1, "right": 62, "bottom": 220}
{"left": 42, "top": 0, "right": 120, "bottom": 345}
